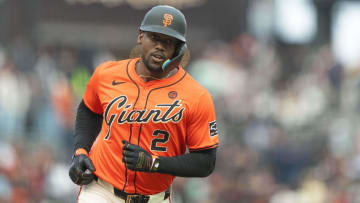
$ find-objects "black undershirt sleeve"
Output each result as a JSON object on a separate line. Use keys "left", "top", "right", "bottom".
{"left": 74, "top": 100, "right": 103, "bottom": 152}
{"left": 157, "top": 148, "right": 217, "bottom": 177}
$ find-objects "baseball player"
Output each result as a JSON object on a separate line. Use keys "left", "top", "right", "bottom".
{"left": 69, "top": 5, "right": 219, "bottom": 203}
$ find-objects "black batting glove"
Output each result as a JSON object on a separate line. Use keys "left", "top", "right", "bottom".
{"left": 69, "top": 154, "right": 96, "bottom": 185}
{"left": 122, "top": 140, "right": 159, "bottom": 172}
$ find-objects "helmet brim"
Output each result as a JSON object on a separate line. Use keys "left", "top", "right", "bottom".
{"left": 140, "top": 25, "right": 186, "bottom": 42}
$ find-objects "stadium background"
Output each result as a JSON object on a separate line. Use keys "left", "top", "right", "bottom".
{"left": 1, "top": 0, "right": 360, "bottom": 202}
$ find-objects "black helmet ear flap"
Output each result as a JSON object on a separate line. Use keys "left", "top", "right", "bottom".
{"left": 162, "top": 43, "right": 187, "bottom": 71}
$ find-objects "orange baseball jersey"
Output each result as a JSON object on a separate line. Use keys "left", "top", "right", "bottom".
{"left": 83, "top": 58, "right": 219, "bottom": 195}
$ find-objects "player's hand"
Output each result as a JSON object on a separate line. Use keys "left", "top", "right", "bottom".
{"left": 69, "top": 154, "right": 96, "bottom": 185}
{"left": 122, "top": 140, "right": 158, "bottom": 172}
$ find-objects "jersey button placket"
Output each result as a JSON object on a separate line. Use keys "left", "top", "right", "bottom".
{"left": 137, "top": 86, "right": 148, "bottom": 109}
{"left": 129, "top": 86, "right": 148, "bottom": 193}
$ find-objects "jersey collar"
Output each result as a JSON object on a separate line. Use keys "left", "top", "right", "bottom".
{"left": 128, "top": 58, "right": 186, "bottom": 87}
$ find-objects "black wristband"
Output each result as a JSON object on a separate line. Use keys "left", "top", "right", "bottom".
{"left": 151, "top": 157, "right": 161, "bottom": 172}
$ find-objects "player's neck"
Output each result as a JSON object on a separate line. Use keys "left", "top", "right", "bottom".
{"left": 135, "top": 60, "right": 177, "bottom": 82}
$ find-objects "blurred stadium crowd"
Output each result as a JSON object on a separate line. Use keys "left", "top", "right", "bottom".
{"left": 1, "top": 2, "right": 360, "bottom": 203}
{"left": 1, "top": 32, "right": 360, "bottom": 203}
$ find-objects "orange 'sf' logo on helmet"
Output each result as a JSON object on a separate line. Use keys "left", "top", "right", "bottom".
{"left": 163, "top": 13, "right": 173, "bottom": 27}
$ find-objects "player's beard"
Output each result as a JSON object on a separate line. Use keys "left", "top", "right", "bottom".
{"left": 141, "top": 53, "right": 163, "bottom": 73}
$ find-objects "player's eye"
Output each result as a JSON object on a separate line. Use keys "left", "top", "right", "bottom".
{"left": 164, "top": 39, "right": 172, "bottom": 45}
{"left": 149, "top": 33, "right": 175, "bottom": 47}
{"left": 150, "top": 34, "right": 158, "bottom": 41}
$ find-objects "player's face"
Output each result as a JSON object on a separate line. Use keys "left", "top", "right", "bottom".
{"left": 138, "top": 31, "right": 177, "bottom": 72}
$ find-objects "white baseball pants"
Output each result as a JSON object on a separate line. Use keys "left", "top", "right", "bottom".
{"left": 77, "top": 178, "right": 171, "bottom": 203}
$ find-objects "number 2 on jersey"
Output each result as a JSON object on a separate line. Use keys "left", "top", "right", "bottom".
{"left": 151, "top": 130, "right": 170, "bottom": 152}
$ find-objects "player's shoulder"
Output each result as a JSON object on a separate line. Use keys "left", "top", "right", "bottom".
{"left": 182, "top": 70, "right": 212, "bottom": 98}
{"left": 95, "top": 59, "right": 131, "bottom": 71}
{"left": 93, "top": 59, "right": 131, "bottom": 76}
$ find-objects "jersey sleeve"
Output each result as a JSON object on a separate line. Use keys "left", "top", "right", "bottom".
{"left": 186, "top": 91, "right": 219, "bottom": 152}
{"left": 82, "top": 63, "right": 107, "bottom": 114}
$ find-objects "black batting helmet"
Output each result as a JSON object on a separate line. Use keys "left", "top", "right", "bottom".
{"left": 140, "top": 5, "right": 187, "bottom": 42}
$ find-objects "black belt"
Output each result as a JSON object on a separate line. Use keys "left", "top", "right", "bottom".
{"left": 93, "top": 175, "right": 170, "bottom": 203}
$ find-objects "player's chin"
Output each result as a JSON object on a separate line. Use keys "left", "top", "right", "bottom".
{"left": 144, "top": 56, "right": 164, "bottom": 72}
{"left": 147, "top": 62, "right": 163, "bottom": 72}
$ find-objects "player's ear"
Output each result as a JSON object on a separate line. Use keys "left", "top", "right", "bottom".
{"left": 137, "top": 31, "right": 144, "bottom": 44}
